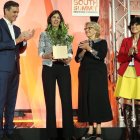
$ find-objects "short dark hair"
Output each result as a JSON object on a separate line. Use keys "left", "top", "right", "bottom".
{"left": 3, "top": 1, "right": 19, "bottom": 14}
{"left": 128, "top": 16, "right": 140, "bottom": 30}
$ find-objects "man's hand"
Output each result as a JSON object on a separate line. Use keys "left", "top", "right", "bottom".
{"left": 16, "top": 29, "right": 35, "bottom": 44}
{"left": 23, "top": 29, "right": 35, "bottom": 40}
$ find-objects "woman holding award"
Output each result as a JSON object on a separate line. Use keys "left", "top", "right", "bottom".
{"left": 38, "top": 10, "right": 74, "bottom": 140}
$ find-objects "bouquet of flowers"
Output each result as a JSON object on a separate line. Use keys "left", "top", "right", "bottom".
{"left": 47, "top": 22, "right": 74, "bottom": 46}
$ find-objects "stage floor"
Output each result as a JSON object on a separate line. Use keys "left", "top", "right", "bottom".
{"left": 10, "top": 112, "right": 139, "bottom": 140}
{"left": 5, "top": 127, "right": 139, "bottom": 140}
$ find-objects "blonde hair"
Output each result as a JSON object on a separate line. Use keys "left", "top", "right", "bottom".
{"left": 85, "top": 22, "right": 100, "bottom": 38}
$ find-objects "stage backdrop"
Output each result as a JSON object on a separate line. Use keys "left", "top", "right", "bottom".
{"left": 0, "top": 0, "right": 117, "bottom": 127}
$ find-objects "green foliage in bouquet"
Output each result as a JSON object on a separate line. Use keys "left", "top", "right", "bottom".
{"left": 47, "top": 22, "right": 74, "bottom": 46}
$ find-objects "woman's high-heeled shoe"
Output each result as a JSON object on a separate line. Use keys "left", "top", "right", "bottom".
{"left": 81, "top": 131, "right": 96, "bottom": 140}
{"left": 95, "top": 134, "right": 103, "bottom": 140}
{"left": 95, "top": 124, "right": 103, "bottom": 140}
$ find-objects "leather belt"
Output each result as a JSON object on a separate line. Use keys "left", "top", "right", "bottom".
{"left": 53, "top": 60, "right": 65, "bottom": 65}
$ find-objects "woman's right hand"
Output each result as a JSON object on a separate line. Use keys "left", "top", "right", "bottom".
{"left": 79, "top": 40, "right": 91, "bottom": 51}
{"left": 128, "top": 47, "right": 135, "bottom": 56}
{"left": 42, "top": 53, "right": 53, "bottom": 60}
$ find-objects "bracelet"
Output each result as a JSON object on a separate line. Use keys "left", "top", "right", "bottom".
{"left": 89, "top": 49, "right": 93, "bottom": 53}
{"left": 89, "top": 49, "right": 98, "bottom": 56}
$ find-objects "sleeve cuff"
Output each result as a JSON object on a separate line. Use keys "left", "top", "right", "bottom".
{"left": 39, "top": 52, "right": 44, "bottom": 57}
{"left": 23, "top": 41, "right": 27, "bottom": 46}
{"left": 68, "top": 53, "right": 73, "bottom": 58}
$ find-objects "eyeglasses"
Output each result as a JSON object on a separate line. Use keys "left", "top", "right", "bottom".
{"left": 84, "top": 27, "right": 94, "bottom": 31}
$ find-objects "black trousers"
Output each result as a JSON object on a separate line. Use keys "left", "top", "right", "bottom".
{"left": 42, "top": 64, "right": 74, "bottom": 138}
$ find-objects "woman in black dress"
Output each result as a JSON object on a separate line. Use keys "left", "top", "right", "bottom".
{"left": 75, "top": 22, "right": 113, "bottom": 140}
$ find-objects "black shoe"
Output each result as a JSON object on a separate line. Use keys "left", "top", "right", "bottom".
{"left": 5, "top": 133, "right": 18, "bottom": 140}
{"left": 47, "top": 137, "right": 57, "bottom": 140}
{"left": 0, "top": 135, "right": 5, "bottom": 140}
{"left": 81, "top": 133, "right": 96, "bottom": 140}
{"left": 63, "top": 136, "right": 76, "bottom": 140}
{"left": 95, "top": 134, "right": 103, "bottom": 140}
{"left": 136, "top": 126, "right": 140, "bottom": 137}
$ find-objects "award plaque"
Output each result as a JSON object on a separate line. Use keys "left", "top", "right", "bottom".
{"left": 53, "top": 45, "right": 68, "bottom": 59}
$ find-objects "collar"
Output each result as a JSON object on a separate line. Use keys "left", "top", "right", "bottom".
{"left": 90, "top": 38, "right": 101, "bottom": 43}
{"left": 3, "top": 17, "right": 13, "bottom": 26}
{"left": 93, "top": 38, "right": 101, "bottom": 43}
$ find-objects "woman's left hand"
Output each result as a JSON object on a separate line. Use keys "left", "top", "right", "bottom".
{"left": 79, "top": 41, "right": 91, "bottom": 51}
{"left": 134, "top": 46, "right": 138, "bottom": 54}
{"left": 62, "top": 57, "right": 72, "bottom": 64}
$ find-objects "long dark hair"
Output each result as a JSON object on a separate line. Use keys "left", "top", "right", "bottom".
{"left": 45, "top": 10, "right": 70, "bottom": 45}
{"left": 46, "top": 10, "right": 64, "bottom": 30}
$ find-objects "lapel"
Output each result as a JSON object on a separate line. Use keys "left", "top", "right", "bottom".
{"left": 1, "top": 18, "right": 14, "bottom": 39}
{"left": 13, "top": 25, "right": 20, "bottom": 39}
{"left": 13, "top": 25, "right": 18, "bottom": 38}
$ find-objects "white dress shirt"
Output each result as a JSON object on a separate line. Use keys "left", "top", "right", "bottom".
{"left": 3, "top": 17, "right": 27, "bottom": 46}
{"left": 3, "top": 17, "right": 16, "bottom": 44}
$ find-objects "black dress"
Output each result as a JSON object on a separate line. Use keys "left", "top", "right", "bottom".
{"left": 75, "top": 39, "right": 113, "bottom": 123}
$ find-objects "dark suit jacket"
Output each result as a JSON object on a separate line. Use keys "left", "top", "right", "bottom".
{"left": 0, "top": 18, "right": 27, "bottom": 73}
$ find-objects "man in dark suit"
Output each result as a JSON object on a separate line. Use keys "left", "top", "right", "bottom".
{"left": 0, "top": 1, "right": 34, "bottom": 140}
